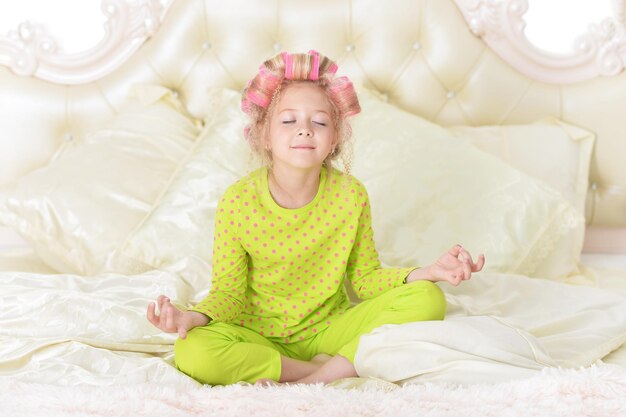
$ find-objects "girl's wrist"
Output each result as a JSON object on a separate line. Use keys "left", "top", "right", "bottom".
{"left": 405, "top": 266, "right": 434, "bottom": 283}
{"left": 187, "top": 310, "right": 211, "bottom": 327}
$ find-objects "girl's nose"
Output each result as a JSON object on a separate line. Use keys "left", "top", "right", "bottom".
{"left": 297, "top": 127, "right": 313, "bottom": 137}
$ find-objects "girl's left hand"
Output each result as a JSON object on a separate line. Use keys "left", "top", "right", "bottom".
{"left": 425, "top": 244, "right": 485, "bottom": 286}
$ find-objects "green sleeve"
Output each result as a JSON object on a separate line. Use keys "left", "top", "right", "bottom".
{"left": 191, "top": 188, "right": 248, "bottom": 322}
{"left": 346, "top": 183, "right": 415, "bottom": 300}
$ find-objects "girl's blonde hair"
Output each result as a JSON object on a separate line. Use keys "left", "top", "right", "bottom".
{"left": 241, "top": 50, "right": 360, "bottom": 173}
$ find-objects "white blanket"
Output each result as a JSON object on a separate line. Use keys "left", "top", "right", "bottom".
{"left": 356, "top": 273, "right": 626, "bottom": 385}
{"left": 1, "top": 266, "right": 625, "bottom": 387}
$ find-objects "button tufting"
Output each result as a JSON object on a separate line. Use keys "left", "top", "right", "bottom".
{"left": 380, "top": 92, "right": 389, "bottom": 102}
{"left": 591, "top": 182, "right": 598, "bottom": 190}
{"left": 446, "top": 91, "right": 456, "bottom": 99}
{"left": 412, "top": 42, "right": 422, "bottom": 50}
{"left": 64, "top": 133, "right": 74, "bottom": 142}
{"left": 273, "top": 42, "right": 282, "bottom": 51}
{"left": 345, "top": 44, "right": 355, "bottom": 52}
{"left": 171, "top": 90, "right": 179, "bottom": 98}
{"left": 202, "top": 42, "right": 212, "bottom": 50}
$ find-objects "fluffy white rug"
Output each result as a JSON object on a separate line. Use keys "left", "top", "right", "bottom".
{"left": 3, "top": 364, "right": 626, "bottom": 417}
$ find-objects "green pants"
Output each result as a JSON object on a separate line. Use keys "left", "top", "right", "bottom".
{"left": 174, "top": 281, "right": 446, "bottom": 385}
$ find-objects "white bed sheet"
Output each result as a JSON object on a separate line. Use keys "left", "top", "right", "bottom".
{"left": 582, "top": 253, "right": 626, "bottom": 270}
{"left": 0, "top": 246, "right": 624, "bottom": 387}
{"left": 580, "top": 253, "right": 626, "bottom": 295}
{"left": 578, "top": 253, "right": 626, "bottom": 368}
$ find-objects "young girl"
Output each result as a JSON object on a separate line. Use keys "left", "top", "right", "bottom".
{"left": 147, "top": 50, "right": 485, "bottom": 386}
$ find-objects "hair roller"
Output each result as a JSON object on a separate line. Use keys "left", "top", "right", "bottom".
{"left": 308, "top": 50, "right": 320, "bottom": 80}
{"left": 328, "top": 76, "right": 361, "bottom": 117}
{"left": 242, "top": 51, "right": 359, "bottom": 118}
{"left": 283, "top": 52, "right": 294, "bottom": 80}
{"left": 241, "top": 65, "right": 281, "bottom": 115}
{"left": 326, "top": 62, "right": 338, "bottom": 76}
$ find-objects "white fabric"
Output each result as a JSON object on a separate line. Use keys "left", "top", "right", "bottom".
{"left": 355, "top": 273, "right": 626, "bottom": 385}
{"left": 0, "top": 226, "right": 29, "bottom": 250}
{"left": 111, "top": 89, "right": 254, "bottom": 292}
{"left": 0, "top": 85, "right": 201, "bottom": 275}
{"left": 0, "top": 247, "right": 57, "bottom": 274}
{"left": 1, "top": 266, "right": 624, "bottom": 387}
{"left": 355, "top": 316, "right": 556, "bottom": 385}
{"left": 448, "top": 119, "right": 595, "bottom": 281}
{"left": 449, "top": 118, "right": 594, "bottom": 214}
{"left": 351, "top": 89, "right": 586, "bottom": 279}
{"left": 582, "top": 253, "right": 626, "bottom": 272}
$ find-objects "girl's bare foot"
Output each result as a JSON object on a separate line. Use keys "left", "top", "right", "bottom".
{"left": 255, "top": 354, "right": 331, "bottom": 386}
{"left": 255, "top": 378, "right": 283, "bottom": 387}
{"left": 295, "top": 354, "right": 358, "bottom": 384}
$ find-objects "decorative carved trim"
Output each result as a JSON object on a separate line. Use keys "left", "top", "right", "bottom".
{"left": 454, "top": 0, "right": 626, "bottom": 83}
{"left": 0, "top": 0, "right": 172, "bottom": 84}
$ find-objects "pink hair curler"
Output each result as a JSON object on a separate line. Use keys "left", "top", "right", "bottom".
{"left": 308, "top": 50, "right": 320, "bottom": 80}
{"left": 283, "top": 52, "right": 294, "bottom": 80}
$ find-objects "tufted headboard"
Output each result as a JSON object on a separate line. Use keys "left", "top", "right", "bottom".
{"left": 1, "top": 0, "right": 625, "bottom": 249}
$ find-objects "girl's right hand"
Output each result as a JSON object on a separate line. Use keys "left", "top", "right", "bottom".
{"left": 146, "top": 295, "right": 210, "bottom": 339}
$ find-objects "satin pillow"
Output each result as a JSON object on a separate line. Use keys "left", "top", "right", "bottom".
{"left": 351, "top": 88, "right": 586, "bottom": 280}
{"left": 113, "top": 88, "right": 255, "bottom": 296}
{"left": 448, "top": 119, "right": 594, "bottom": 215}
{"left": 0, "top": 85, "right": 201, "bottom": 275}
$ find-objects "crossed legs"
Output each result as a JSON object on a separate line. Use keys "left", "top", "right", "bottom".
{"left": 175, "top": 281, "right": 446, "bottom": 386}
{"left": 255, "top": 353, "right": 356, "bottom": 386}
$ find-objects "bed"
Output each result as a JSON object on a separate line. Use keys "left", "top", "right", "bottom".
{"left": 1, "top": 0, "right": 625, "bottom": 416}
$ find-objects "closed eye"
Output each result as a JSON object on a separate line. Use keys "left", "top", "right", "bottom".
{"left": 282, "top": 120, "right": 295, "bottom": 124}
{"left": 313, "top": 121, "right": 327, "bottom": 126}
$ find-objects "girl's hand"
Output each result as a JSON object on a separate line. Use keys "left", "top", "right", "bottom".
{"left": 407, "top": 244, "right": 485, "bottom": 286}
{"left": 429, "top": 244, "right": 485, "bottom": 286}
{"left": 146, "top": 295, "right": 210, "bottom": 339}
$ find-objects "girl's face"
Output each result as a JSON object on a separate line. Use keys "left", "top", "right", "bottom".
{"left": 267, "top": 82, "right": 337, "bottom": 172}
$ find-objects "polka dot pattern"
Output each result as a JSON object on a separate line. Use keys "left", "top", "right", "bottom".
{"left": 192, "top": 167, "right": 415, "bottom": 343}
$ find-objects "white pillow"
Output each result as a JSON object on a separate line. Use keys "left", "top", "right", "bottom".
{"left": 440, "top": 272, "right": 626, "bottom": 368}
{"left": 112, "top": 88, "right": 255, "bottom": 295}
{"left": 0, "top": 226, "right": 29, "bottom": 250}
{"left": 448, "top": 119, "right": 594, "bottom": 215}
{"left": 356, "top": 272, "right": 626, "bottom": 383}
{"left": 0, "top": 85, "right": 201, "bottom": 275}
{"left": 351, "top": 88, "right": 586, "bottom": 280}
{"left": 355, "top": 315, "right": 555, "bottom": 385}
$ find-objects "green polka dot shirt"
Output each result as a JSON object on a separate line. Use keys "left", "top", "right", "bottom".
{"left": 191, "top": 166, "right": 416, "bottom": 344}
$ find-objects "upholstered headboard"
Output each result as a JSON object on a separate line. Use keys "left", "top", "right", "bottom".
{"left": 1, "top": 0, "right": 625, "bottom": 244}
